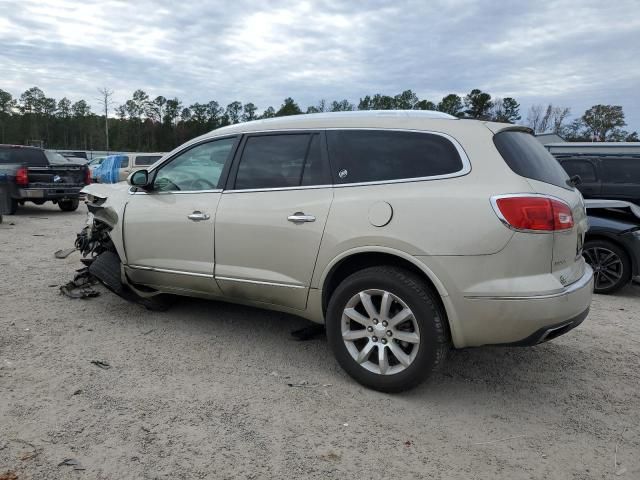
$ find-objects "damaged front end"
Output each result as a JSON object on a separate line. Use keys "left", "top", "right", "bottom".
{"left": 66, "top": 184, "right": 170, "bottom": 310}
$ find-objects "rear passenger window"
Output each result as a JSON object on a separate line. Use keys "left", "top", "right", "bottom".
{"left": 235, "top": 134, "right": 324, "bottom": 189}
{"left": 326, "top": 130, "right": 463, "bottom": 184}
{"left": 560, "top": 160, "right": 597, "bottom": 182}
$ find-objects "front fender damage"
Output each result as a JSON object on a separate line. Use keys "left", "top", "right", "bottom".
{"left": 62, "top": 184, "right": 171, "bottom": 310}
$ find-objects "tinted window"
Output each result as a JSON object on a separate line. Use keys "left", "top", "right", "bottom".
{"left": 326, "top": 130, "right": 463, "bottom": 184}
{"left": 494, "top": 131, "right": 570, "bottom": 189}
{"left": 600, "top": 158, "right": 640, "bottom": 184}
{"left": 119, "top": 156, "right": 130, "bottom": 168}
{"left": 560, "top": 160, "right": 597, "bottom": 182}
{"left": 134, "top": 155, "right": 162, "bottom": 166}
{"left": 0, "top": 147, "right": 47, "bottom": 166}
{"left": 235, "top": 134, "right": 322, "bottom": 189}
{"left": 301, "top": 135, "right": 328, "bottom": 186}
{"left": 153, "top": 137, "right": 235, "bottom": 191}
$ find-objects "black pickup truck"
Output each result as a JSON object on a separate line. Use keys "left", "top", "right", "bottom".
{"left": 0, "top": 145, "right": 90, "bottom": 213}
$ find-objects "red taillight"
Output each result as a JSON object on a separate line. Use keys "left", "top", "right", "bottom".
{"left": 493, "top": 195, "right": 574, "bottom": 232}
{"left": 16, "top": 166, "right": 28, "bottom": 186}
{"left": 84, "top": 167, "right": 91, "bottom": 185}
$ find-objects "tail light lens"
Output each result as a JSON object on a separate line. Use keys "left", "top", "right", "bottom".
{"left": 492, "top": 195, "right": 574, "bottom": 232}
{"left": 84, "top": 167, "right": 91, "bottom": 185}
{"left": 16, "top": 166, "right": 28, "bottom": 186}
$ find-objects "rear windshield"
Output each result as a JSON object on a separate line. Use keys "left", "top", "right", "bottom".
{"left": 45, "top": 150, "right": 71, "bottom": 164}
{"left": 494, "top": 131, "right": 570, "bottom": 189}
{"left": 0, "top": 147, "right": 47, "bottom": 166}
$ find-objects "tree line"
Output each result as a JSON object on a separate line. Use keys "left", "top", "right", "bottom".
{"left": 0, "top": 86, "right": 636, "bottom": 153}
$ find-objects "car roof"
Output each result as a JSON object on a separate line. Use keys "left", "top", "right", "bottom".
{"left": 206, "top": 110, "right": 462, "bottom": 137}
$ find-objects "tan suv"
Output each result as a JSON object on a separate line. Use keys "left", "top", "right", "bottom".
{"left": 81, "top": 111, "right": 593, "bottom": 392}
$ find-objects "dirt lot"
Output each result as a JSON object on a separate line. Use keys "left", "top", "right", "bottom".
{"left": 1, "top": 203, "right": 639, "bottom": 480}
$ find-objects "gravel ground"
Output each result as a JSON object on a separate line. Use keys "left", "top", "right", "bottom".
{"left": 1, "top": 203, "right": 639, "bottom": 480}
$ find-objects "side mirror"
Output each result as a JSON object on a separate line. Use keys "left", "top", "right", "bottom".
{"left": 128, "top": 170, "right": 150, "bottom": 188}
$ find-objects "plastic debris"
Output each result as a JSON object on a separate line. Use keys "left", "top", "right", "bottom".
{"left": 90, "top": 360, "right": 111, "bottom": 370}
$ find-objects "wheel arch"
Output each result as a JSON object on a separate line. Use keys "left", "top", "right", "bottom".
{"left": 319, "top": 247, "right": 450, "bottom": 315}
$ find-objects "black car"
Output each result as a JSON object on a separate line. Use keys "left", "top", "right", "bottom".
{"left": 552, "top": 151, "right": 640, "bottom": 205}
{"left": 584, "top": 202, "right": 640, "bottom": 293}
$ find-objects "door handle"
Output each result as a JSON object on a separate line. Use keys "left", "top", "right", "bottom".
{"left": 287, "top": 212, "right": 316, "bottom": 223}
{"left": 188, "top": 211, "right": 210, "bottom": 221}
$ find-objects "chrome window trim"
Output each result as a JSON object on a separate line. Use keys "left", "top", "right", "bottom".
{"left": 490, "top": 193, "right": 574, "bottom": 235}
{"left": 129, "top": 188, "right": 222, "bottom": 195}
{"left": 224, "top": 128, "right": 470, "bottom": 193}
{"left": 128, "top": 264, "right": 214, "bottom": 278}
{"left": 215, "top": 276, "right": 306, "bottom": 289}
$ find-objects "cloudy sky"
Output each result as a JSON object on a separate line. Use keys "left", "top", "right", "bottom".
{"left": 1, "top": 0, "right": 639, "bottom": 129}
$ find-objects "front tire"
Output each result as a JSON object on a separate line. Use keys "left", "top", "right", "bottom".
{"left": 326, "top": 266, "right": 449, "bottom": 392}
{"left": 58, "top": 199, "right": 79, "bottom": 212}
{"left": 583, "top": 239, "right": 631, "bottom": 294}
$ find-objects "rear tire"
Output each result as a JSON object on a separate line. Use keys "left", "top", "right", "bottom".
{"left": 326, "top": 266, "right": 449, "bottom": 392}
{"left": 583, "top": 239, "right": 631, "bottom": 294}
{"left": 58, "top": 199, "right": 79, "bottom": 212}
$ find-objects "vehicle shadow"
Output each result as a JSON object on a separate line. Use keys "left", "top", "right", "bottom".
{"left": 167, "top": 295, "right": 598, "bottom": 400}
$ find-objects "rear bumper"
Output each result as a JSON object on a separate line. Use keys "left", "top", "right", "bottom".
{"left": 442, "top": 265, "right": 594, "bottom": 347}
{"left": 498, "top": 306, "right": 589, "bottom": 346}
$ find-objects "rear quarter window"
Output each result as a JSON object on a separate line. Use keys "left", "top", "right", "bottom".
{"left": 326, "top": 130, "right": 464, "bottom": 184}
{"left": 494, "top": 131, "right": 570, "bottom": 189}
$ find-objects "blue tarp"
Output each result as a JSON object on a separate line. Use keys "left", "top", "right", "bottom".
{"left": 94, "top": 154, "right": 126, "bottom": 183}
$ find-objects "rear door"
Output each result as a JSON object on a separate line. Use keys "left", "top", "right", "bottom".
{"left": 214, "top": 132, "right": 333, "bottom": 310}
{"left": 494, "top": 130, "right": 589, "bottom": 287}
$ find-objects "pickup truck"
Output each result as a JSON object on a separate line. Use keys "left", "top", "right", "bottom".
{"left": 0, "top": 144, "right": 90, "bottom": 213}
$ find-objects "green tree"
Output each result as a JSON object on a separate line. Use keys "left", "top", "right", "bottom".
{"left": 276, "top": 98, "right": 302, "bottom": 116}
{"left": 260, "top": 106, "right": 276, "bottom": 119}
{"left": 464, "top": 89, "right": 492, "bottom": 118}
{"left": 358, "top": 95, "right": 373, "bottom": 110}
{"left": 242, "top": 102, "right": 258, "bottom": 122}
{"left": 491, "top": 97, "right": 521, "bottom": 123}
{"left": 330, "top": 99, "right": 355, "bottom": 111}
{"left": 414, "top": 99, "right": 436, "bottom": 110}
{"left": 582, "top": 104, "right": 626, "bottom": 141}
{"left": 225, "top": 101, "right": 243, "bottom": 124}
{"left": 0, "top": 89, "right": 15, "bottom": 143}
{"left": 394, "top": 90, "right": 418, "bottom": 109}
{"left": 437, "top": 94, "right": 463, "bottom": 116}
{"left": 371, "top": 94, "right": 395, "bottom": 110}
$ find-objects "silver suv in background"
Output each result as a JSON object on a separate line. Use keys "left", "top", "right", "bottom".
{"left": 80, "top": 111, "right": 593, "bottom": 392}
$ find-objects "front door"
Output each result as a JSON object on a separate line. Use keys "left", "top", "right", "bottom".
{"left": 123, "top": 136, "right": 238, "bottom": 294}
{"left": 215, "top": 132, "right": 333, "bottom": 310}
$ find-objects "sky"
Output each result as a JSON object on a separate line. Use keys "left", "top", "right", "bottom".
{"left": 1, "top": 0, "right": 639, "bottom": 130}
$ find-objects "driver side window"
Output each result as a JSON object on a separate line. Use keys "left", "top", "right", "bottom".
{"left": 153, "top": 137, "right": 236, "bottom": 192}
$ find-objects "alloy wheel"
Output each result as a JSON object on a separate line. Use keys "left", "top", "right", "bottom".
{"left": 341, "top": 289, "right": 420, "bottom": 375}
{"left": 583, "top": 246, "right": 624, "bottom": 291}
